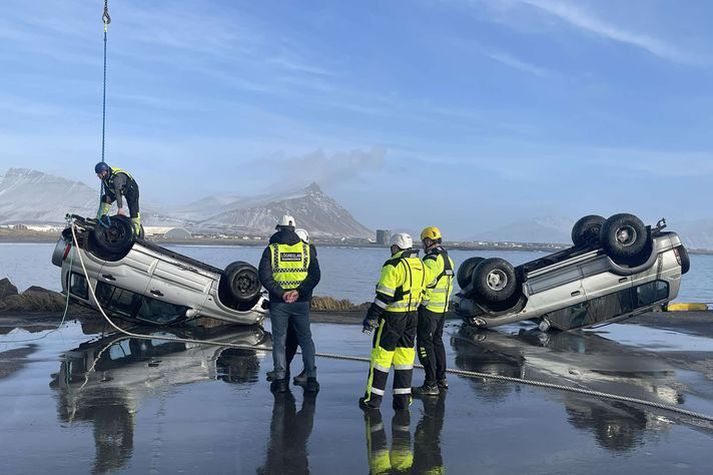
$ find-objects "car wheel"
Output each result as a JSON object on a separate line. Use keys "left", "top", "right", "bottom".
{"left": 600, "top": 213, "right": 649, "bottom": 262}
{"left": 457, "top": 257, "right": 484, "bottom": 289}
{"left": 676, "top": 245, "right": 690, "bottom": 274}
{"left": 221, "top": 261, "right": 261, "bottom": 303}
{"left": 91, "top": 215, "right": 135, "bottom": 258}
{"left": 571, "top": 215, "right": 605, "bottom": 248}
{"left": 471, "top": 257, "right": 518, "bottom": 303}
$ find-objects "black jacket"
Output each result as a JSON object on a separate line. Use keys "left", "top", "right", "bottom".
{"left": 258, "top": 228, "right": 321, "bottom": 303}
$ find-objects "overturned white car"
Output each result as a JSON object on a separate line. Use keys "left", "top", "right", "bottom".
{"left": 453, "top": 214, "right": 690, "bottom": 331}
{"left": 51, "top": 214, "right": 268, "bottom": 326}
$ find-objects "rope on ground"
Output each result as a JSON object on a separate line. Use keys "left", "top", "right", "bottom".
{"left": 69, "top": 223, "right": 713, "bottom": 424}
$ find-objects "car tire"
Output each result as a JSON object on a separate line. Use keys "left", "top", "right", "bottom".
{"left": 676, "top": 245, "right": 691, "bottom": 274}
{"left": 471, "top": 257, "right": 518, "bottom": 303}
{"left": 600, "top": 213, "right": 649, "bottom": 262}
{"left": 91, "top": 215, "right": 135, "bottom": 258}
{"left": 571, "top": 215, "right": 605, "bottom": 248}
{"left": 457, "top": 257, "right": 485, "bottom": 289}
{"left": 221, "top": 261, "right": 261, "bottom": 303}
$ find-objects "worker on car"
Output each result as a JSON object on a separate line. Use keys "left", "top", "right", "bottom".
{"left": 413, "top": 226, "right": 455, "bottom": 396}
{"left": 94, "top": 162, "right": 141, "bottom": 236}
{"left": 259, "top": 216, "right": 321, "bottom": 393}
{"left": 266, "top": 227, "right": 314, "bottom": 387}
{"left": 360, "top": 233, "right": 428, "bottom": 411}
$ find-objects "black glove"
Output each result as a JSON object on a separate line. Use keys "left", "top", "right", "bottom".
{"left": 362, "top": 303, "right": 383, "bottom": 333}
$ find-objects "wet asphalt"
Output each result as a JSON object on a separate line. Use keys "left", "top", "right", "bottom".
{"left": 1, "top": 315, "right": 712, "bottom": 474}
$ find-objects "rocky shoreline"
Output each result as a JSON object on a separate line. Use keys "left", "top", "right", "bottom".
{"left": 2, "top": 277, "right": 710, "bottom": 335}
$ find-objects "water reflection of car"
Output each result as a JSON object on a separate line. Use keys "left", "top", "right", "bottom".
{"left": 453, "top": 214, "right": 690, "bottom": 331}
{"left": 51, "top": 214, "right": 268, "bottom": 326}
{"left": 451, "top": 325, "right": 683, "bottom": 451}
{"left": 49, "top": 325, "right": 270, "bottom": 473}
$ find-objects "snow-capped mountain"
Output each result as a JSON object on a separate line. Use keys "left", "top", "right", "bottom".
{"left": 0, "top": 168, "right": 97, "bottom": 223}
{"left": 0, "top": 169, "right": 373, "bottom": 239}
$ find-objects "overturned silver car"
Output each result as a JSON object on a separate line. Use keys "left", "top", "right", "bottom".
{"left": 453, "top": 214, "right": 690, "bottom": 331}
{"left": 51, "top": 215, "right": 268, "bottom": 326}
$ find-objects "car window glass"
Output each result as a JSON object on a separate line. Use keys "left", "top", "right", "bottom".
{"left": 588, "top": 288, "right": 635, "bottom": 321}
{"left": 95, "top": 282, "right": 141, "bottom": 317}
{"left": 108, "top": 340, "right": 132, "bottom": 361}
{"left": 136, "top": 297, "right": 188, "bottom": 325}
{"left": 69, "top": 273, "right": 88, "bottom": 299}
{"left": 634, "top": 280, "right": 669, "bottom": 307}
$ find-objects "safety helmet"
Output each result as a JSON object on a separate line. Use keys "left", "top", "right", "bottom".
{"left": 389, "top": 232, "right": 413, "bottom": 250}
{"left": 276, "top": 214, "right": 296, "bottom": 229}
{"left": 295, "top": 228, "right": 310, "bottom": 243}
{"left": 94, "top": 162, "right": 110, "bottom": 175}
{"left": 420, "top": 226, "right": 442, "bottom": 241}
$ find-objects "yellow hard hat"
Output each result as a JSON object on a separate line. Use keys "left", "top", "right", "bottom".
{"left": 420, "top": 226, "right": 442, "bottom": 241}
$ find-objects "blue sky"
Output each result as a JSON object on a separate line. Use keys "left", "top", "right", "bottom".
{"left": 1, "top": 0, "right": 712, "bottom": 238}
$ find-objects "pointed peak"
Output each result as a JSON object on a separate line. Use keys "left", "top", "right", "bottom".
{"left": 305, "top": 182, "right": 323, "bottom": 194}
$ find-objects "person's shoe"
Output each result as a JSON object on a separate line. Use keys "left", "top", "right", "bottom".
{"left": 270, "top": 378, "right": 288, "bottom": 393}
{"left": 266, "top": 369, "right": 290, "bottom": 382}
{"left": 304, "top": 377, "right": 320, "bottom": 393}
{"left": 359, "top": 397, "right": 380, "bottom": 411}
{"left": 293, "top": 370, "right": 308, "bottom": 386}
{"left": 437, "top": 378, "right": 449, "bottom": 391}
{"left": 412, "top": 383, "right": 440, "bottom": 397}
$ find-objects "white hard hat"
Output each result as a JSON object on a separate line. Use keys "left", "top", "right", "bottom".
{"left": 389, "top": 232, "right": 413, "bottom": 250}
{"left": 295, "top": 228, "right": 310, "bottom": 243}
{"left": 277, "top": 214, "right": 296, "bottom": 228}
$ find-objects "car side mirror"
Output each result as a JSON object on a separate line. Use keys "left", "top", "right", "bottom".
{"left": 655, "top": 218, "right": 667, "bottom": 231}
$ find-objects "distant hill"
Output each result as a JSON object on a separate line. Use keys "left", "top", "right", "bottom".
{"left": 0, "top": 168, "right": 97, "bottom": 223}
{"left": 0, "top": 169, "right": 373, "bottom": 239}
{"left": 194, "top": 183, "right": 373, "bottom": 238}
{"left": 470, "top": 216, "right": 572, "bottom": 244}
{"left": 471, "top": 215, "right": 713, "bottom": 250}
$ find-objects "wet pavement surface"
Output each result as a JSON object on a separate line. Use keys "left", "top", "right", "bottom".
{"left": 1, "top": 317, "right": 712, "bottom": 474}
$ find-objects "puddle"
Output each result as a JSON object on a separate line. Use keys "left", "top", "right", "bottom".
{"left": 0, "top": 318, "right": 711, "bottom": 473}
{"left": 590, "top": 324, "right": 713, "bottom": 352}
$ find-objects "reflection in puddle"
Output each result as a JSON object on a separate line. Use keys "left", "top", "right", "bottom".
{"left": 49, "top": 325, "right": 270, "bottom": 473}
{"left": 590, "top": 324, "right": 713, "bottom": 352}
{"left": 451, "top": 325, "right": 696, "bottom": 452}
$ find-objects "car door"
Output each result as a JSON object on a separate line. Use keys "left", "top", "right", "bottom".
{"left": 144, "top": 255, "right": 212, "bottom": 315}
{"left": 95, "top": 244, "right": 154, "bottom": 298}
{"left": 525, "top": 263, "right": 587, "bottom": 316}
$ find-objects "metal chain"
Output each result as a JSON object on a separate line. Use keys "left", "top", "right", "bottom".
{"left": 68, "top": 223, "right": 713, "bottom": 424}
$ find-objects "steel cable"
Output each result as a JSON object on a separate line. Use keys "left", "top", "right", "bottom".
{"left": 69, "top": 223, "right": 713, "bottom": 423}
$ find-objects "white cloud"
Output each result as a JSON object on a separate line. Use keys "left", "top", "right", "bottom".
{"left": 517, "top": 0, "right": 703, "bottom": 65}
{"left": 484, "top": 50, "right": 552, "bottom": 77}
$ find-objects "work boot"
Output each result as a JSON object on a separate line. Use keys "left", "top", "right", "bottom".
{"left": 412, "top": 383, "right": 440, "bottom": 397}
{"left": 304, "top": 377, "right": 320, "bottom": 393}
{"left": 437, "top": 378, "right": 449, "bottom": 391}
{"left": 293, "top": 370, "right": 308, "bottom": 386}
{"left": 270, "top": 378, "right": 288, "bottom": 393}
{"left": 359, "top": 396, "right": 380, "bottom": 411}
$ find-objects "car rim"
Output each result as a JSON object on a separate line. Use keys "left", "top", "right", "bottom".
{"left": 105, "top": 225, "right": 127, "bottom": 244}
{"left": 615, "top": 225, "right": 637, "bottom": 247}
{"left": 486, "top": 269, "right": 508, "bottom": 291}
{"left": 235, "top": 272, "right": 258, "bottom": 295}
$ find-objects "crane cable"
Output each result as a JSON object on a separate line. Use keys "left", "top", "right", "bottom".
{"left": 101, "top": 0, "right": 111, "bottom": 163}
